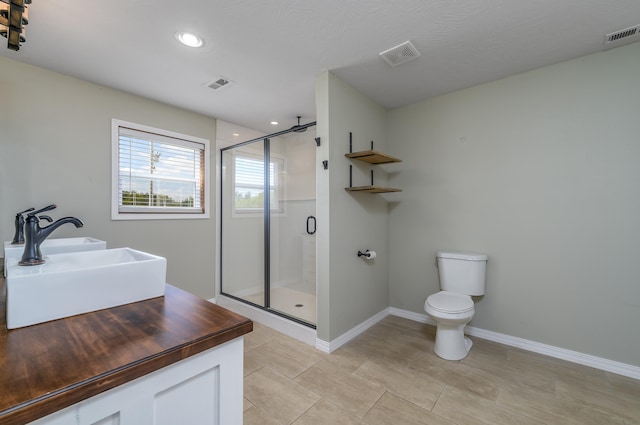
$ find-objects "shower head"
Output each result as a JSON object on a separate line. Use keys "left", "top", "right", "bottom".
{"left": 290, "top": 116, "right": 307, "bottom": 133}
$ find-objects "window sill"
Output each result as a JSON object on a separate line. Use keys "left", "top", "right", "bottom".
{"left": 112, "top": 212, "right": 210, "bottom": 221}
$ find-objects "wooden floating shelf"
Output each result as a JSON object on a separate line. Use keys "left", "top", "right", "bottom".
{"left": 345, "top": 185, "right": 402, "bottom": 193}
{"left": 345, "top": 150, "right": 402, "bottom": 164}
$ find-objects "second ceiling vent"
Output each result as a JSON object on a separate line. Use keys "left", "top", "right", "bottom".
{"left": 379, "top": 41, "right": 421, "bottom": 67}
{"left": 604, "top": 24, "right": 640, "bottom": 49}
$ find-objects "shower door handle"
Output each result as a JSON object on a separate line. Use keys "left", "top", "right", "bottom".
{"left": 306, "top": 216, "right": 316, "bottom": 235}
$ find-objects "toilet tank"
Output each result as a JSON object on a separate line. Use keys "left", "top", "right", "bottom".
{"left": 436, "top": 251, "right": 488, "bottom": 296}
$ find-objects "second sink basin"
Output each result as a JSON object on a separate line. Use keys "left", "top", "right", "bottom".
{"left": 5, "top": 247, "right": 166, "bottom": 329}
{"left": 3, "top": 237, "right": 107, "bottom": 277}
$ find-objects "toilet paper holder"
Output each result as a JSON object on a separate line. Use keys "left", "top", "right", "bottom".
{"left": 357, "top": 250, "right": 376, "bottom": 260}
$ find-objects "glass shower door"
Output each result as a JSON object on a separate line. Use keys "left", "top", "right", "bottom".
{"left": 220, "top": 125, "right": 317, "bottom": 327}
{"left": 268, "top": 132, "right": 316, "bottom": 325}
{"left": 220, "top": 140, "right": 266, "bottom": 308}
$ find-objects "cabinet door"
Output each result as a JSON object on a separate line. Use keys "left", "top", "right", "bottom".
{"left": 153, "top": 367, "right": 219, "bottom": 424}
{"left": 76, "top": 338, "right": 243, "bottom": 425}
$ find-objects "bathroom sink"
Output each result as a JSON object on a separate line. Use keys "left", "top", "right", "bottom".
{"left": 3, "top": 237, "right": 107, "bottom": 277}
{"left": 5, "top": 248, "right": 166, "bottom": 329}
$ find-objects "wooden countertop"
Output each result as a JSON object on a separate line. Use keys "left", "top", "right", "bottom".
{"left": 0, "top": 279, "right": 252, "bottom": 425}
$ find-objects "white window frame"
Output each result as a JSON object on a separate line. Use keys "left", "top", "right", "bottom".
{"left": 231, "top": 150, "right": 285, "bottom": 216}
{"left": 111, "top": 119, "right": 210, "bottom": 220}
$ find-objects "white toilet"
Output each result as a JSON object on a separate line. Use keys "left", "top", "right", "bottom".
{"left": 424, "top": 251, "right": 488, "bottom": 360}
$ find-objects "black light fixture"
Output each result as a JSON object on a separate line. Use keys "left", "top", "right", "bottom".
{"left": 0, "top": 0, "right": 31, "bottom": 51}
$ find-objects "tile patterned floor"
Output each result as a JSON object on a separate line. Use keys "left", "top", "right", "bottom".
{"left": 243, "top": 316, "right": 640, "bottom": 425}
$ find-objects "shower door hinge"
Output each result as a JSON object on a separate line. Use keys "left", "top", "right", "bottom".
{"left": 322, "top": 160, "right": 328, "bottom": 170}
{"left": 315, "top": 137, "right": 321, "bottom": 146}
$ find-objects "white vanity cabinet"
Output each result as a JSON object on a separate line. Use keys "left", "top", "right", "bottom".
{"left": 29, "top": 338, "right": 244, "bottom": 425}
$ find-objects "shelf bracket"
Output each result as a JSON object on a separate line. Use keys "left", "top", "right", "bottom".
{"left": 344, "top": 131, "right": 402, "bottom": 193}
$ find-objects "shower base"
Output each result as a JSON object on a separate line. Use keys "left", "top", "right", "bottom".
{"left": 243, "top": 286, "right": 316, "bottom": 325}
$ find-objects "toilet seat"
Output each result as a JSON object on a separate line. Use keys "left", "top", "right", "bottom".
{"left": 425, "top": 291, "right": 473, "bottom": 314}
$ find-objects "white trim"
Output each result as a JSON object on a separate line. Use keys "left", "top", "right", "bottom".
{"left": 215, "top": 293, "right": 640, "bottom": 379}
{"left": 389, "top": 307, "right": 640, "bottom": 380}
{"left": 111, "top": 118, "right": 211, "bottom": 220}
{"left": 315, "top": 308, "right": 390, "bottom": 353}
{"left": 465, "top": 326, "right": 640, "bottom": 380}
{"left": 388, "top": 307, "right": 437, "bottom": 326}
{"left": 216, "top": 294, "right": 316, "bottom": 346}
{"left": 314, "top": 338, "right": 331, "bottom": 353}
{"left": 230, "top": 149, "right": 286, "bottom": 217}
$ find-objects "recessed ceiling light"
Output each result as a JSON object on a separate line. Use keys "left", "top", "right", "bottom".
{"left": 270, "top": 121, "right": 279, "bottom": 125}
{"left": 233, "top": 133, "right": 240, "bottom": 137}
{"left": 175, "top": 32, "right": 204, "bottom": 48}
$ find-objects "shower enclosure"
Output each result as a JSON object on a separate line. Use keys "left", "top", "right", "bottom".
{"left": 220, "top": 123, "right": 317, "bottom": 327}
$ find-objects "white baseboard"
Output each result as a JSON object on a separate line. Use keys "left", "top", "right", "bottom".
{"left": 390, "top": 307, "right": 640, "bottom": 380}
{"left": 213, "top": 296, "right": 640, "bottom": 380}
{"left": 315, "top": 308, "right": 390, "bottom": 353}
{"left": 388, "top": 307, "right": 437, "bottom": 326}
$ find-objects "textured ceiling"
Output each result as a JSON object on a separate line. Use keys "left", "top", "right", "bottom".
{"left": 2, "top": 0, "right": 639, "bottom": 134}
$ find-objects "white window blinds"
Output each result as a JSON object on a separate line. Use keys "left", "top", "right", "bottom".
{"left": 117, "top": 126, "right": 205, "bottom": 214}
{"left": 234, "top": 153, "right": 281, "bottom": 211}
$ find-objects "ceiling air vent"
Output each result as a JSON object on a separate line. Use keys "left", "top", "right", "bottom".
{"left": 205, "top": 77, "right": 233, "bottom": 91}
{"left": 379, "top": 41, "right": 421, "bottom": 67}
{"left": 604, "top": 24, "right": 640, "bottom": 49}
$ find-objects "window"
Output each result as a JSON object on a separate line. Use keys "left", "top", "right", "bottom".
{"left": 233, "top": 151, "right": 284, "bottom": 213}
{"left": 111, "top": 119, "right": 210, "bottom": 220}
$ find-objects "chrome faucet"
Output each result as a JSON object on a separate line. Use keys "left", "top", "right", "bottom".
{"left": 11, "top": 207, "right": 35, "bottom": 244}
{"left": 19, "top": 204, "right": 84, "bottom": 266}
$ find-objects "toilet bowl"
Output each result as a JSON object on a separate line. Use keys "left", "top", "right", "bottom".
{"left": 424, "top": 251, "right": 487, "bottom": 361}
{"left": 424, "top": 291, "right": 475, "bottom": 360}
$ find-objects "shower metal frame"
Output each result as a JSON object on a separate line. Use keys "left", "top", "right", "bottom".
{"left": 219, "top": 121, "right": 317, "bottom": 328}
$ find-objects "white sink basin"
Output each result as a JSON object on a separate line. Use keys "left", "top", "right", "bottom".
{"left": 5, "top": 248, "right": 166, "bottom": 329}
{"left": 3, "top": 237, "right": 107, "bottom": 277}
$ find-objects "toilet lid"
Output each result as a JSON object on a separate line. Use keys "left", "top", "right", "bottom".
{"left": 426, "top": 291, "right": 474, "bottom": 313}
